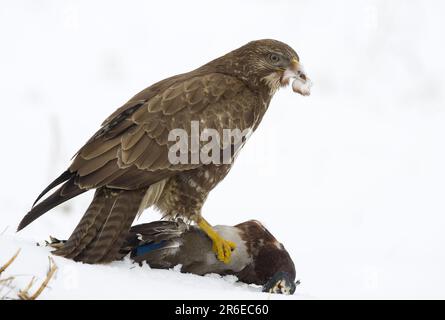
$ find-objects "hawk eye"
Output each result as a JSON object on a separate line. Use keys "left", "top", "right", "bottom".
{"left": 269, "top": 53, "right": 281, "bottom": 64}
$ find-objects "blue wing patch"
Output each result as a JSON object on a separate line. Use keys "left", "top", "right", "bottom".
{"left": 134, "top": 240, "right": 167, "bottom": 256}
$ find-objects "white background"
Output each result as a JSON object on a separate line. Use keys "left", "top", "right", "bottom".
{"left": 1, "top": 0, "right": 444, "bottom": 299}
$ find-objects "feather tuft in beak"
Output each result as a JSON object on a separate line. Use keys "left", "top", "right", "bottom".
{"left": 281, "top": 58, "right": 312, "bottom": 96}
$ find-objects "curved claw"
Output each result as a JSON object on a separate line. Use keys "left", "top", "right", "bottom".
{"left": 212, "top": 237, "right": 236, "bottom": 264}
{"left": 197, "top": 217, "right": 236, "bottom": 264}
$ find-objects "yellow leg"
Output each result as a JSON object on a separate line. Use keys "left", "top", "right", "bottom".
{"left": 197, "top": 217, "right": 236, "bottom": 264}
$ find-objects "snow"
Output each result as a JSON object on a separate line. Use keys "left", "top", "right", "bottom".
{"left": 1, "top": 0, "right": 445, "bottom": 299}
{"left": 0, "top": 235, "right": 300, "bottom": 299}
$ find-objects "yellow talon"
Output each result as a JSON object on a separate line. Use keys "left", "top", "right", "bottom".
{"left": 198, "top": 217, "right": 236, "bottom": 264}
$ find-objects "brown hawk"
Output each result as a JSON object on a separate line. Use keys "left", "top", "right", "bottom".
{"left": 18, "top": 39, "right": 311, "bottom": 264}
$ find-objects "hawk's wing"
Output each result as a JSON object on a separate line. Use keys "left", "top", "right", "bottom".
{"left": 69, "top": 73, "right": 258, "bottom": 190}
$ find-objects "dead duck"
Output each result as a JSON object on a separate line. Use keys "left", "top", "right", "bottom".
{"left": 120, "top": 219, "right": 298, "bottom": 294}
{"left": 45, "top": 219, "right": 298, "bottom": 294}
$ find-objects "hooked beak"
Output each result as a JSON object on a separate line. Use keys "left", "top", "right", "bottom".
{"left": 281, "top": 58, "right": 312, "bottom": 96}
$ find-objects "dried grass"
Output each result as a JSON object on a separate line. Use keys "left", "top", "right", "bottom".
{"left": 0, "top": 249, "right": 58, "bottom": 300}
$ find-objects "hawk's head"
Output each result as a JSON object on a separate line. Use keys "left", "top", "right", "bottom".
{"left": 211, "top": 39, "right": 312, "bottom": 96}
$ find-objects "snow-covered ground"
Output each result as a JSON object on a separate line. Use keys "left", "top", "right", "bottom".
{"left": 1, "top": 0, "right": 445, "bottom": 299}
{"left": 1, "top": 235, "right": 300, "bottom": 299}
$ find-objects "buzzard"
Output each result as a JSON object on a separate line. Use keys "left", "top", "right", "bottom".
{"left": 18, "top": 39, "right": 311, "bottom": 264}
